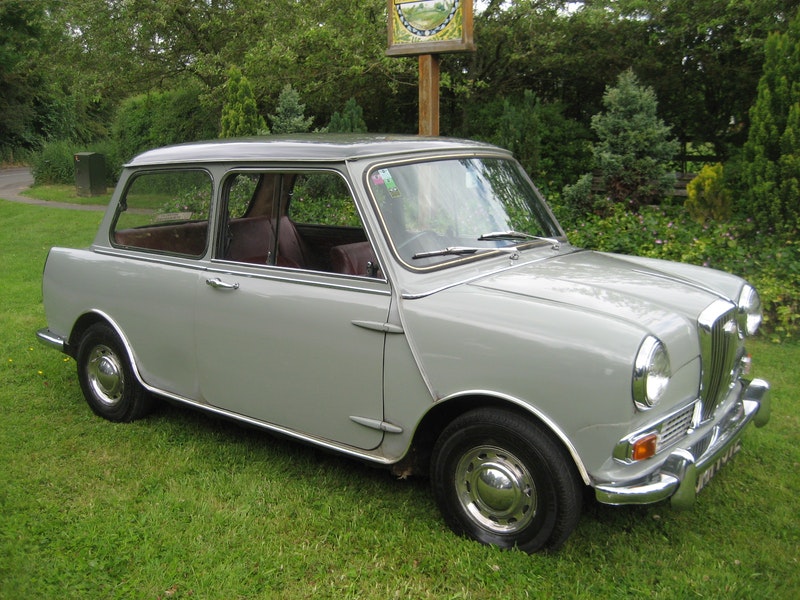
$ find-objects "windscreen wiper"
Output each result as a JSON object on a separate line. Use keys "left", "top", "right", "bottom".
{"left": 412, "top": 247, "right": 485, "bottom": 259}
{"left": 412, "top": 246, "right": 522, "bottom": 260}
{"left": 479, "top": 230, "right": 561, "bottom": 250}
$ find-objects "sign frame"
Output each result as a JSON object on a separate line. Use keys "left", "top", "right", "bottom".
{"left": 387, "top": 0, "right": 475, "bottom": 57}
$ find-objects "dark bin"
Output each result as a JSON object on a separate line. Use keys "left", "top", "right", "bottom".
{"left": 74, "top": 152, "right": 106, "bottom": 197}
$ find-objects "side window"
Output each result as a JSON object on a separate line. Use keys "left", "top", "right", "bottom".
{"left": 112, "top": 170, "right": 212, "bottom": 257}
{"left": 225, "top": 173, "right": 260, "bottom": 219}
{"left": 288, "top": 173, "right": 361, "bottom": 227}
{"left": 221, "top": 170, "right": 382, "bottom": 278}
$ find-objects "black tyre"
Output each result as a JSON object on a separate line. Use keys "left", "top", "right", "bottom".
{"left": 76, "top": 323, "right": 153, "bottom": 422}
{"left": 431, "top": 407, "right": 582, "bottom": 553}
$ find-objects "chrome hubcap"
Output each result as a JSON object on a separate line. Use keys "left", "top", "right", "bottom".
{"left": 86, "top": 345, "right": 124, "bottom": 406}
{"left": 455, "top": 445, "right": 536, "bottom": 534}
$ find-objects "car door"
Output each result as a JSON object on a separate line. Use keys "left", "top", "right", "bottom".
{"left": 194, "top": 170, "right": 391, "bottom": 450}
{"left": 107, "top": 167, "right": 214, "bottom": 399}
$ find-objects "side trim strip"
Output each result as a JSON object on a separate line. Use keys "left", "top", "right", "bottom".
{"left": 145, "top": 391, "right": 395, "bottom": 465}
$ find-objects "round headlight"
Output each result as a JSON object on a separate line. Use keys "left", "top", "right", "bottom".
{"left": 737, "top": 285, "right": 762, "bottom": 337}
{"left": 632, "top": 336, "right": 671, "bottom": 410}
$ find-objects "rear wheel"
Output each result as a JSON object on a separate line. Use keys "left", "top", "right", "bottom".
{"left": 76, "top": 323, "right": 153, "bottom": 422}
{"left": 431, "top": 407, "right": 582, "bottom": 553}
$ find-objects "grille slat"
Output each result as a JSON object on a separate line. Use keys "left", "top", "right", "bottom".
{"left": 698, "top": 300, "right": 740, "bottom": 421}
{"left": 658, "top": 403, "right": 695, "bottom": 449}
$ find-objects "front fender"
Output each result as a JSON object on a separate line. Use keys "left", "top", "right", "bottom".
{"left": 399, "top": 285, "right": 653, "bottom": 475}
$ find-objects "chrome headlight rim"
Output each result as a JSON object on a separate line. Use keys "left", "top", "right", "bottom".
{"left": 632, "top": 335, "right": 671, "bottom": 410}
{"left": 737, "top": 284, "right": 762, "bottom": 337}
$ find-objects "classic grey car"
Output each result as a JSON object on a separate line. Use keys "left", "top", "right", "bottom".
{"left": 37, "top": 135, "right": 770, "bottom": 552}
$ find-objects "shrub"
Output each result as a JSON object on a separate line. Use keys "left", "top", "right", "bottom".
{"left": 30, "top": 139, "right": 121, "bottom": 186}
{"left": 559, "top": 173, "right": 596, "bottom": 222}
{"left": 563, "top": 203, "right": 800, "bottom": 340}
{"left": 113, "top": 86, "right": 219, "bottom": 163}
{"left": 486, "top": 92, "right": 592, "bottom": 193}
{"left": 685, "top": 163, "right": 732, "bottom": 222}
{"left": 30, "top": 139, "right": 80, "bottom": 185}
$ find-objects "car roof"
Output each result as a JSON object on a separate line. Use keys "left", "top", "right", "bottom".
{"left": 125, "top": 134, "right": 510, "bottom": 167}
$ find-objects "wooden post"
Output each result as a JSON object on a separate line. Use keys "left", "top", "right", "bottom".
{"left": 418, "top": 54, "right": 440, "bottom": 136}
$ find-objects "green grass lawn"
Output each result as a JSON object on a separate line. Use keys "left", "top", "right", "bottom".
{"left": 1, "top": 198, "right": 798, "bottom": 599}
{"left": 22, "top": 183, "right": 112, "bottom": 206}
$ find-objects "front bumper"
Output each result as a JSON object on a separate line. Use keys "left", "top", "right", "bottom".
{"left": 595, "top": 378, "right": 770, "bottom": 509}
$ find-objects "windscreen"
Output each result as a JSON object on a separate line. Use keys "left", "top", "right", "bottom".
{"left": 368, "top": 157, "right": 563, "bottom": 269}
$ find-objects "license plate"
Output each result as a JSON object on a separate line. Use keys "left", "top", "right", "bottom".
{"left": 695, "top": 440, "right": 742, "bottom": 494}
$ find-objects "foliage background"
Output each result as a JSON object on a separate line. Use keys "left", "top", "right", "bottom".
{"left": 4, "top": 1, "right": 796, "bottom": 162}
{"left": 3, "top": 0, "right": 800, "bottom": 336}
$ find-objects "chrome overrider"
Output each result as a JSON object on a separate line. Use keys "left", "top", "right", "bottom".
{"left": 595, "top": 378, "right": 770, "bottom": 509}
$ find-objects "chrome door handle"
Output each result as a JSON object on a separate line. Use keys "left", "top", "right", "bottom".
{"left": 206, "top": 277, "right": 239, "bottom": 290}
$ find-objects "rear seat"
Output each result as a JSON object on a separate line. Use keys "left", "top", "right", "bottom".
{"left": 114, "top": 221, "right": 208, "bottom": 256}
{"left": 226, "top": 215, "right": 315, "bottom": 269}
{"left": 118, "top": 215, "right": 358, "bottom": 274}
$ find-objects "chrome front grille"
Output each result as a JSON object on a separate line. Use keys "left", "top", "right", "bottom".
{"left": 659, "top": 403, "right": 696, "bottom": 449}
{"left": 698, "top": 299, "right": 741, "bottom": 421}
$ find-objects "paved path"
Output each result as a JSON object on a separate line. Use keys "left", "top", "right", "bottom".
{"left": 0, "top": 167, "right": 106, "bottom": 211}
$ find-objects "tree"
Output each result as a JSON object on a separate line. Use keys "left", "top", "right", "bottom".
{"left": 0, "top": 0, "right": 95, "bottom": 151}
{"left": 740, "top": 15, "right": 800, "bottom": 234}
{"left": 220, "top": 67, "right": 267, "bottom": 138}
{"left": 618, "top": 0, "right": 797, "bottom": 158}
{"left": 327, "top": 98, "right": 368, "bottom": 133}
{"left": 6, "top": 0, "right": 795, "bottom": 161}
{"left": 269, "top": 85, "right": 313, "bottom": 134}
{"left": 590, "top": 70, "right": 679, "bottom": 210}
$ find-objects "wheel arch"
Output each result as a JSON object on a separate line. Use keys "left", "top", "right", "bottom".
{"left": 68, "top": 311, "right": 145, "bottom": 384}
{"left": 399, "top": 392, "right": 591, "bottom": 485}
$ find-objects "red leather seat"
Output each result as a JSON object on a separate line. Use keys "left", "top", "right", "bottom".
{"left": 275, "top": 216, "right": 315, "bottom": 269}
{"left": 330, "top": 241, "right": 381, "bottom": 277}
{"left": 226, "top": 216, "right": 275, "bottom": 263}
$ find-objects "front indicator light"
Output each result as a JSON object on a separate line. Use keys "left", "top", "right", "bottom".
{"left": 631, "top": 433, "right": 659, "bottom": 461}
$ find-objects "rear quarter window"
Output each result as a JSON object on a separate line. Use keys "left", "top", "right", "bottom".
{"left": 112, "top": 170, "right": 213, "bottom": 257}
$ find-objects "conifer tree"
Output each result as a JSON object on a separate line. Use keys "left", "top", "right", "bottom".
{"left": 269, "top": 85, "right": 313, "bottom": 134}
{"left": 328, "top": 98, "right": 368, "bottom": 133}
{"left": 740, "top": 15, "right": 800, "bottom": 234}
{"left": 219, "top": 67, "right": 268, "bottom": 137}
{"left": 590, "top": 69, "right": 679, "bottom": 210}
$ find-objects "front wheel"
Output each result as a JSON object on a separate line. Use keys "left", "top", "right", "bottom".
{"left": 76, "top": 323, "right": 153, "bottom": 422}
{"left": 431, "top": 408, "right": 583, "bottom": 553}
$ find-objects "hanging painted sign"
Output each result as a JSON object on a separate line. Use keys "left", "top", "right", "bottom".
{"left": 387, "top": 0, "right": 475, "bottom": 56}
